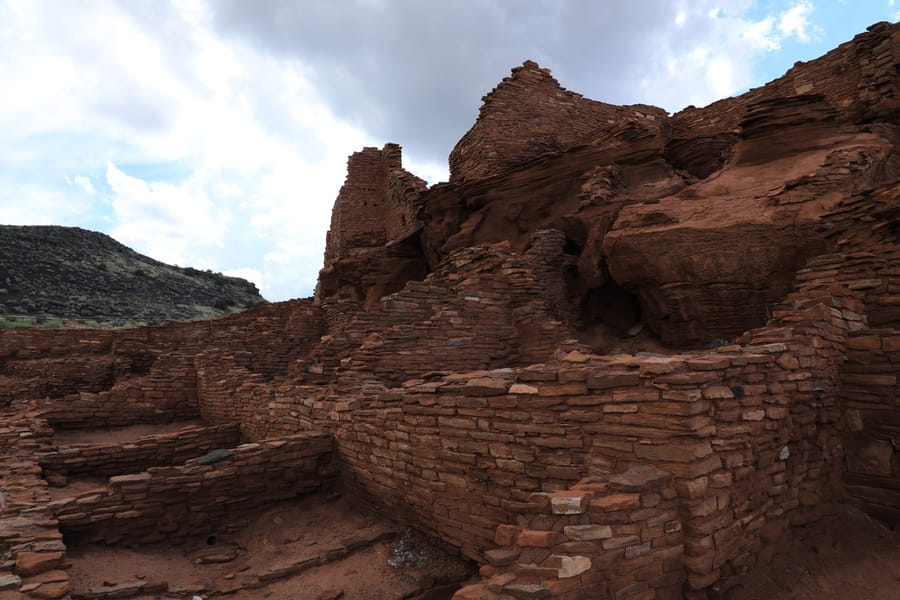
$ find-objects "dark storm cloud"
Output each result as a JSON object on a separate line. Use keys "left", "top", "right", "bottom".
{"left": 209, "top": 0, "right": 702, "bottom": 165}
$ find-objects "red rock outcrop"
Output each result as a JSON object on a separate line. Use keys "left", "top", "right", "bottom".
{"left": 449, "top": 60, "right": 667, "bottom": 183}
{"left": 416, "top": 21, "right": 900, "bottom": 348}
{"left": 2, "top": 21, "right": 900, "bottom": 600}
{"left": 317, "top": 143, "right": 429, "bottom": 307}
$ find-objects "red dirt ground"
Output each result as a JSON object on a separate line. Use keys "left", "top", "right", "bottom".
{"left": 51, "top": 421, "right": 204, "bottom": 446}
{"left": 64, "top": 492, "right": 474, "bottom": 600}
{"left": 721, "top": 504, "right": 900, "bottom": 600}
{"left": 62, "top": 500, "right": 900, "bottom": 600}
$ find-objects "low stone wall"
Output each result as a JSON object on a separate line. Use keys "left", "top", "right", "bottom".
{"left": 457, "top": 465, "right": 683, "bottom": 600}
{"left": 0, "top": 328, "right": 114, "bottom": 407}
{"left": 0, "top": 404, "right": 70, "bottom": 599}
{"left": 333, "top": 293, "right": 853, "bottom": 597}
{"left": 195, "top": 351, "right": 265, "bottom": 429}
{"left": 841, "top": 328, "right": 900, "bottom": 523}
{"left": 0, "top": 299, "right": 323, "bottom": 411}
{"left": 39, "top": 423, "right": 241, "bottom": 479}
{"left": 51, "top": 431, "right": 337, "bottom": 546}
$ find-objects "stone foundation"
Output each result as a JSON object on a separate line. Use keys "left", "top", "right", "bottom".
{"left": 51, "top": 430, "right": 336, "bottom": 547}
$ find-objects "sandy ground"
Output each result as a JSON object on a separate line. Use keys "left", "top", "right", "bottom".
{"left": 722, "top": 504, "right": 900, "bottom": 600}
{"left": 65, "top": 492, "right": 474, "bottom": 600}
{"left": 63, "top": 498, "right": 900, "bottom": 600}
{"left": 46, "top": 476, "right": 108, "bottom": 501}
{"left": 52, "top": 421, "right": 204, "bottom": 446}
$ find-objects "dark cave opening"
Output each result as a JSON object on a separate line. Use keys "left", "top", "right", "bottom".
{"left": 581, "top": 280, "right": 643, "bottom": 335}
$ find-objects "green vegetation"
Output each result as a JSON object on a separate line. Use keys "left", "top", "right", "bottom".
{"left": 213, "top": 298, "right": 235, "bottom": 311}
{"left": 0, "top": 316, "right": 32, "bottom": 329}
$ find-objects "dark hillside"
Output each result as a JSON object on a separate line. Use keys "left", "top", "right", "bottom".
{"left": 0, "top": 225, "right": 266, "bottom": 326}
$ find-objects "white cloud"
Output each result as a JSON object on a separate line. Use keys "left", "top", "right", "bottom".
{"left": 778, "top": 1, "right": 822, "bottom": 43}
{"left": 0, "top": 0, "right": 884, "bottom": 301}
{"left": 66, "top": 175, "right": 95, "bottom": 195}
{"left": 0, "top": 178, "right": 93, "bottom": 225}
{"left": 223, "top": 267, "right": 264, "bottom": 292}
{"left": 743, "top": 17, "right": 781, "bottom": 52}
{"left": 105, "top": 161, "right": 229, "bottom": 266}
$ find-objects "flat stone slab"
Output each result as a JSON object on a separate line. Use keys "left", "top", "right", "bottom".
{"left": 608, "top": 464, "right": 671, "bottom": 492}
{"left": 0, "top": 575, "right": 21, "bottom": 591}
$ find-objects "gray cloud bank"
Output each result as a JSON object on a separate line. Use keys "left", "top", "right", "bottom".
{"left": 210, "top": 0, "right": 736, "bottom": 166}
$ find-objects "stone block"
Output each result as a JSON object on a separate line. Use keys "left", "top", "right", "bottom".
{"left": 549, "top": 491, "right": 591, "bottom": 515}
{"left": 608, "top": 464, "right": 671, "bottom": 492}
{"left": 0, "top": 576, "right": 21, "bottom": 591}
{"left": 485, "top": 548, "right": 519, "bottom": 566}
{"left": 503, "top": 583, "right": 551, "bottom": 599}
{"left": 14, "top": 551, "right": 64, "bottom": 577}
{"left": 602, "top": 535, "right": 641, "bottom": 549}
{"left": 517, "top": 530, "right": 559, "bottom": 547}
{"left": 563, "top": 524, "right": 613, "bottom": 541}
{"left": 587, "top": 371, "right": 640, "bottom": 390}
{"left": 591, "top": 493, "right": 641, "bottom": 511}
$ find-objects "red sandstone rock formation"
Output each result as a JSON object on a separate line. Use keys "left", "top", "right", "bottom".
{"left": 2, "top": 20, "right": 900, "bottom": 600}
{"left": 317, "top": 143, "right": 429, "bottom": 308}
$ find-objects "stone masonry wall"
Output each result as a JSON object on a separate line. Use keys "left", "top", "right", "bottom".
{"left": 40, "top": 351, "right": 200, "bottom": 430}
{"left": 322, "top": 143, "right": 426, "bottom": 267}
{"left": 38, "top": 423, "right": 241, "bottom": 479}
{"left": 0, "top": 403, "right": 70, "bottom": 599}
{"left": 841, "top": 329, "right": 900, "bottom": 523}
{"left": 786, "top": 187, "right": 900, "bottom": 524}
{"left": 449, "top": 60, "right": 667, "bottom": 183}
{"left": 459, "top": 465, "right": 683, "bottom": 600}
{"left": 1, "top": 299, "right": 322, "bottom": 429}
{"left": 303, "top": 238, "right": 578, "bottom": 387}
{"left": 0, "top": 328, "right": 114, "bottom": 407}
{"left": 332, "top": 289, "right": 853, "bottom": 598}
{"left": 671, "top": 22, "right": 900, "bottom": 142}
{"left": 51, "top": 431, "right": 336, "bottom": 547}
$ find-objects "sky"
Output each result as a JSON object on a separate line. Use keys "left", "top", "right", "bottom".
{"left": 1, "top": 1, "right": 897, "bottom": 301}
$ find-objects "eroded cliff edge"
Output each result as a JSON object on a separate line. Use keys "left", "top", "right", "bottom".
{"left": 318, "top": 22, "right": 899, "bottom": 353}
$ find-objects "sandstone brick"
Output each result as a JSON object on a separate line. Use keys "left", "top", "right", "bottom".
{"left": 14, "top": 552, "right": 64, "bottom": 577}
{"left": 587, "top": 371, "right": 640, "bottom": 390}
{"left": 517, "top": 530, "right": 559, "bottom": 547}
{"left": 591, "top": 493, "right": 641, "bottom": 511}
{"left": 563, "top": 524, "right": 613, "bottom": 541}
{"left": 485, "top": 548, "right": 519, "bottom": 566}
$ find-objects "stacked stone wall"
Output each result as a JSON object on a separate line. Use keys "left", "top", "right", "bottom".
{"left": 461, "top": 465, "right": 683, "bottom": 599}
{"left": 0, "top": 329, "right": 114, "bottom": 407}
{"left": 306, "top": 240, "right": 576, "bottom": 386}
{"left": 841, "top": 329, "right": 900, "bottom": 522}
{"left": 322, "top": 143, "right": 426, "bottom": 267}
{"left": 332, "top": 290, "right": 854, "bottom": 598}
{"left": 40, "top": 350, "right": 200, "bottom": 429}
{"left": 449, "top": 61, "right": 666, "bottom": 183}
{"left": 1, "top": 299, "right": 322, "bottom": 424}
{"left": 38, "top": 423, "right": 241, "bottom": 478}
{"left": 0, "top": 404, "right": 69, "bottom": 599}
{"left": 672, "top": 22, "right": 899, "bottom": 139}
{"left": 384, "top": 165, "right": 427, "bottom": 243}
{"left": 51, "top": 431, "right": 336, "bottom": 547}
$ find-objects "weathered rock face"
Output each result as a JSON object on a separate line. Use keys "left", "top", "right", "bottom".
{"left": 448, "top": 60, "right": 666, "bottom": 183}
{"left": 412, "top": 21, "right": 900, "bottom": 347}
{"left": 317, "top": 143, "right": 429, "bottom": 307}
{"left": 4, "top": 22, "right": 900, "bottom": 600}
